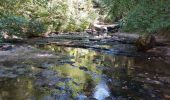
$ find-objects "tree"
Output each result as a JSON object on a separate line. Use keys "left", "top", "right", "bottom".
{"left": 0, "top": 0, "right": 96, "bottom": 39}
{"left": 99, "top": 0, "right": 170, "bottom": 35}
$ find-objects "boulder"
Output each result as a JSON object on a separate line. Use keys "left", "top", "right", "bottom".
{"left": 135, "top": 35, "right": 156, "bottom": 51}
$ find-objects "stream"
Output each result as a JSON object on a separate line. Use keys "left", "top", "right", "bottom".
{"left": 0, "top": 35, "right": 170, "bottom": 100}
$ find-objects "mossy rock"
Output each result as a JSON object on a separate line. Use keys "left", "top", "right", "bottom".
{"left": 135, "top": 35, "right": 156, "bottom": 51}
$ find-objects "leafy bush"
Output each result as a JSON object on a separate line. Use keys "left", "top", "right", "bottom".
{"left": 0, "top": 16, "right": 29, "bottom": 38}
{"left": 99, "top": 0, "right": 170, "bottom": 35}
{"left": 26, "top": 19, "right": 46, "bottom": 37}
{"left": 98, "top": 0, "right": 137, "bottom": 21}
{"left": 0, "top": 16, "right": 46, "bottom": 38}
{"left": 0, "top": 0, "right": 96, "bottom": 40}
{"left": 123, "top": 0, "right": 170, "bottom": 34}
{"left": 64, "top": 18, "right": 77, "bottom": 32}
{"left": 64, "top": 17, "right": 92, "bottom": 32}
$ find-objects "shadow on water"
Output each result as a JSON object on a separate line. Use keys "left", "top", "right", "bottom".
{"left": 0, "top": 44, "right": 170, "bottom": 100}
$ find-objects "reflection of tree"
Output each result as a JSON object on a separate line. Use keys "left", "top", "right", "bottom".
{"left": 38, "top": 44, "right": 136, "bottom": 98}
{"left": 83, "top": 74, "right": 95, "bottom": 96}
{"left": 101, "top": 56, "right": 134, "bottom": 80}
{"left": 0, "top": 77, "right": 44, "bottom": 100}
{"left": 53, "top": 60, "right": 97, "bottom": 97}
{"left": 43, "top": 45, "right": 102, "bottom": 97}
{"left": 100, "top": 56, "right": 136, "bottom": 98}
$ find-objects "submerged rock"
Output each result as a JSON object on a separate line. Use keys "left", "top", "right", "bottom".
{"left": 42, "top": 94, "right": 70, "bottom": 100}
{"left": 35, "top": 70, "right": 60, "bottom": 87}
{"left": 0, "top": 44, "right": 13, "bottom": 51}
{"left": 79, "top": 66, "right": 88, "bottom": 71}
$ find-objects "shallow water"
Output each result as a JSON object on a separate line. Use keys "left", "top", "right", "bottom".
{"left": 0, "top": 44, "right": 170, "bottom": 100}
{"left": 0, "top": 77, "right": 44, "bottom": 100}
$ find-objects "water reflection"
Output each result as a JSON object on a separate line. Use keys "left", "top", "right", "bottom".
{"left": 0, "top": 44, "right": 169, "bottom": 99}
{"left": 38, "top": 44, "right": 136, "bottom": 99}
{"left": 0, "top": 77, "right": 44, "bottom": 100}
{"left": 38, "top": 44, "right": 170, "bottom": 99}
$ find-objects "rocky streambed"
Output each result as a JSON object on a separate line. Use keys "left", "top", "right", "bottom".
{"left": 0, "top": 34, "right": 170, "bottom": 100}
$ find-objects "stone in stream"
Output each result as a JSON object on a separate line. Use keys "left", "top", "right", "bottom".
{"left": 42, "top": 94, "right": 70, "bottom": 100}
{"left": 58, "top": 60, "right": 74, "bottom": 65}
{"left": 35, "top": 70, "right": 60, "bottom": 87}
{"left": 76, "top": 94, "right": 87, "bottom": 100}
{"left": 135, "top": 35, "right": 156, "bottom": 51}
{"left": 0, "top": 44, "right": 13, "bottom": 51}
{"left": 59, "top": 77, "right": 72, "bottom": 83}
{"left": 41, "top": 62, "right": 56, "bottom": 69}
{"left": 14, "top": 68, "right": 27, "bottom": 75}
{"left": 107, "top": 24, "right": 120, "bottom": 33}
{"left": 79, "top": 66, "right": 88, "bottom": 71}
{"left": 35, "top": 70, "right": 73, "bottom": 89}
{"left": 89, "top": 22, "right": 120, "bottom": 34}
{"left": 0, "top": 71, "right": 18, "bottom": 78}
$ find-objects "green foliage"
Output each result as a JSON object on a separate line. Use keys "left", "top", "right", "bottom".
{"left": 62, "top": 0, "right": 96, "bottom": 32}
{"left": 26, "top": 19, "right": 46, "bottom": 37}
{"left": 79, "top": 19, "right": 90, "bottom": 31}
{"left": 0, "top": 0, "right": 96, "bottom": 39}
{"left": 64, "top": 18, "right": 91, "bottom": 32}
{"left": 99, "top": 0, "right": 170, "bottom": 34}
{"left": 98, "top": 0, "right": 137, "bottom": 21}
{"left": 20, "top": 0, "right": 69, "bottom": 32}
{"left": 123, "top": 0, "right": 170, "bottom": 33}
{"left": 0, "top": 16, "right": 46, "bottom": 38}
{"left": 0, "top": 16, "right": 28, "bottom": 37}
{"left": 64, "top": 18, "right": 77, "bottom": 32}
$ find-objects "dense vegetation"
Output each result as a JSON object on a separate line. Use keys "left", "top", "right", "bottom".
{"left": 0, "top": 0, "right": 170, "bottom": 41}
{"left": 0, "top": 0, "right": 96, "bottom": 39}
{"left": 99, "top": 0, "right": 170, "bottom": 35}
